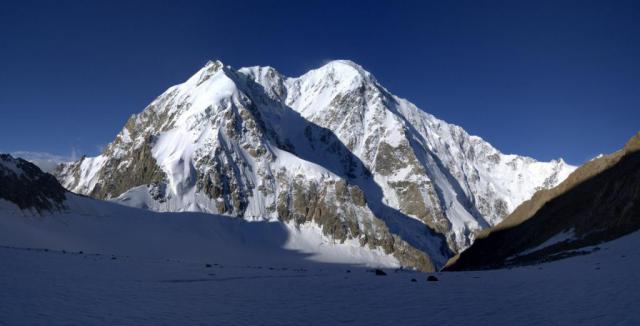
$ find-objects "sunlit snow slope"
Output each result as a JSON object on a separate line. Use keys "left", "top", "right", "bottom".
{"left": 0, "top": 194, "right": 400, "bottom": 269}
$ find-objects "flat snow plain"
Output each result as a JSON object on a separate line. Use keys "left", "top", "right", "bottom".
{"left": 0, "top": 198, "right": 638, "bottom": 325}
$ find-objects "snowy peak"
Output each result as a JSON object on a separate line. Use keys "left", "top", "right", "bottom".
{"left": 55, "top": 59, "right": 576, "bottom": 271}
{"left": 301, "top": 59, "right": 376, "bottom": 85}
{"left": 188, "top": 59, "right": 225, "bottom": 85}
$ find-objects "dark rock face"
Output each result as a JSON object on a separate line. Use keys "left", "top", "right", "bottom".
{"left": 90, "top": 138, "right": 167, "bottom": 199}
{"left": 196, "top": 151, "right": 251, "bottom": 215}
{"left": 387, "top": 180, "right": 449, "bottom": 237}
{"left": 275, "top": 175, "right": 437, "bottom": 272}
{"left": 446, "top": 133, "right": 640, "bottom": 271}
{"left": 0, "top": 154, "right": 67, "bottom": 212}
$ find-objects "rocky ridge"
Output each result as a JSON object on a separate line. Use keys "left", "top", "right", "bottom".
{"left": 0, "top": 154, "right": 67, "bottom": 212}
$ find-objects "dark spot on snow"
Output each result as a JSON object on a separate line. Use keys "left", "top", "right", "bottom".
{"left": 205, "top": 264, "right": 212, "bottom": 268}
{"left": 374, "top": 269, "right": 386, "bottom": 276}
{"left": 346, "top": 270, "right": 351, "bottom": 273}
{"left": 411, "top": 278, "right": 417, "bottom": 282}
{"left": 427, "top": 275, "right": 438, "bottom": 282}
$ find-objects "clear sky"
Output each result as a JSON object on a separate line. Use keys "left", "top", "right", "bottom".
{"left": 1, "top": 0, "right": 638, "bottom": 165}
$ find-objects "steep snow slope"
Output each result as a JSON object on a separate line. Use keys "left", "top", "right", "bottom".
{"left": 56, "top": 60, "right": 575, "bottom": 270}
{"left": 275, "top": 60, "right": 574, "bottom": 247}
{"left": 281, "top": 60, "right": 572, "bottom": 223}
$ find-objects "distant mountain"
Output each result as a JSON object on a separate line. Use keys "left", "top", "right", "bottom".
{"left": 0, "top": 154, "right": 67, "bottom": 212}
{"left": 9, "top": 151, "right": 72, "bottom": 173}
{"left": 445, "top": 132, "right": 640, "bottom": 271}
{"left": 54, "top": 59, "right": 575, "bottom": 271}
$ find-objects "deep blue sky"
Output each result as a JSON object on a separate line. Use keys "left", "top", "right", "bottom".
{"left": 1, "top": 0, "right": 638, "bottom": 164}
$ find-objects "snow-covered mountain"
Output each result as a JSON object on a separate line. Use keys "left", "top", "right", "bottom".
{"left": 446, "top": 132, "right": 640, "bottom": 271}
{"left": 55, "top": 59, "right": 575, "bottom": 271}
{"left": 9, "top": 151, "right": 72, "bottom": 173}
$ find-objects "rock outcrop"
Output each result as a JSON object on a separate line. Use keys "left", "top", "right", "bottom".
{"left": 0, "top": 154, "right": 67, "bottom": 212}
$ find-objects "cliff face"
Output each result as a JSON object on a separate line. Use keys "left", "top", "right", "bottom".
{"left": 446, "top": 133, "right": 640, "bottom": 271}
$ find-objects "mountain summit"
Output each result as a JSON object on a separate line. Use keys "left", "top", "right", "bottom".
{"left": 55, "top": 59, "right": 575, "bottom": 270}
